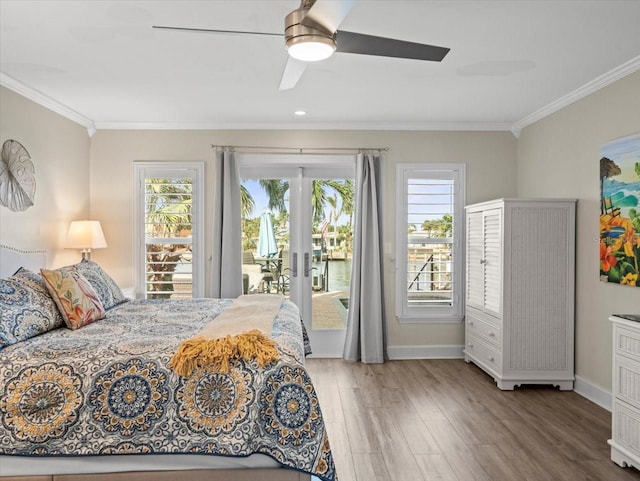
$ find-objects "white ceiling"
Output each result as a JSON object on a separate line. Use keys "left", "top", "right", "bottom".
{"left": 1, "top": 0, "right": 639, "bottom": 134}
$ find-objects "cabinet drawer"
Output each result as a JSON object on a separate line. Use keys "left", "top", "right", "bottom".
{"left": 614, "top": 355, "right": 640, "bottom": 410}
{"left": 615, "top": 325, "right": 640, "bottom": 362}
{"left": 612, "top": 401, "right": 640, "bottom": 457}
{"left": 466, "top": 312, "right": 501, "bottom": 347}
{"left": 465, "top": 333, "right": 502, "bottom": 371}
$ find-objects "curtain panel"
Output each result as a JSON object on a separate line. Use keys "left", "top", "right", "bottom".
{"left": 211, "top": 148, "right": 243, "bottom": 298}
{"left": 343, "top": 152, "right": 386, "bottom": 363}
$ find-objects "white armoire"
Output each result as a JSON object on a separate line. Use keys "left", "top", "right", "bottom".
{"left": 464, "top": 198, "right": 576, "bottom": 390}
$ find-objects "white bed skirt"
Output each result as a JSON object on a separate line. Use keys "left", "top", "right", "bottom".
{"left": 0, "top": 453, "right": 280, "bottom": 476}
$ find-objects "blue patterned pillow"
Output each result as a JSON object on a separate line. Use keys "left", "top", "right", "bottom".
{"left": 0, "top": 269, "right": 64, "bottom": 349}
{"left": 68, "top": 260, "right": 127, "bottom": 310}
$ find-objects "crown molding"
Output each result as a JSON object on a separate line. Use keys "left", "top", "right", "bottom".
{"left": 511, "top": 55, "right": 640, "bottom": 135}
{"left": 93, "top": 120, "right": 513, "bottom": 132}
{"left": 0, "top": 72, "right": 96, "bottom": 137}
{"left": 4, "top": 54, "right": 638, "bottom": 138}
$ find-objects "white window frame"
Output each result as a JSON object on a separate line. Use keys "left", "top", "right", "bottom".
{"left": 133, "top": 162, "right": 205, "bottom": 299}
{"left": 395, "top": 163, "right": 465, "bottom": 323}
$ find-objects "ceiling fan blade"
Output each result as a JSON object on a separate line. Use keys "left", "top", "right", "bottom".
{"left": 336, "top": 30, "right": 450, "bottom": 62}
{"left": 152, "top": 25, "right": 282, "bottom": 37}
{"left": 279, "top": 57, "right": 308, "bottom": 90}
{"left": 301, "top": 0, "right": 356, "bottom": 32}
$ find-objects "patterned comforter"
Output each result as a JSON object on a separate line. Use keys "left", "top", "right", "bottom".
{"left": 0, "top": 298, "right": 337, "bottom": 481}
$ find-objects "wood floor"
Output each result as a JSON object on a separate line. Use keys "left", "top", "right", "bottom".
{"left": 305, "top": 358, "right": 640, "bottom": 481}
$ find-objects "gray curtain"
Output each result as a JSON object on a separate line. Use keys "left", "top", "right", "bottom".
{"left": 343, "top": 152, "right": 386, "bottom": 363}
{"left": 211, "top": 148, "right": 243, "bottom": 298}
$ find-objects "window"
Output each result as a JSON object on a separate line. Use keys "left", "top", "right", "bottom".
{"left": 134, "top": 162, "right": 204, "bottom": 299}
{"left": 395, "top": 163, "right": 465, "bottom": 322}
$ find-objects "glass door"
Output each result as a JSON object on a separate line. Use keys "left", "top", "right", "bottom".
{"left": 238, "top": 155, "right": 355, "bottom": 357}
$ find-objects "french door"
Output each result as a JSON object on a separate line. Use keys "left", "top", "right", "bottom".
{"left": 238, "top": 154, "right": 355, "bottom": 357}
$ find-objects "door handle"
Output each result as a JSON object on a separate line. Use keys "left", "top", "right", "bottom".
{"left": 292, "top": 252, "right": 298, "bottom": 278}
{"left": 303, "top": 252, "right": 318, "bottom": 277}
{"left": 304, "top": 252, "right": 310, "bottom": 277}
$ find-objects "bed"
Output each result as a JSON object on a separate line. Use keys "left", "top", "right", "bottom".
{"left": 0, "top": 245, "right": 335, "bottom": 481}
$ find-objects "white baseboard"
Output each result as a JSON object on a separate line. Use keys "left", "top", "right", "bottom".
{"left": 387, "top": 344, "right": 464, "bottom": 360}
{"left": 574, "top": 375, "right": 612, "bottom": 412}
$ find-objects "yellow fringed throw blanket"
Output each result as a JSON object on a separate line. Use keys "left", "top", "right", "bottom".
{"left": 170, "top": 294, "right": 284, "bottom": 377}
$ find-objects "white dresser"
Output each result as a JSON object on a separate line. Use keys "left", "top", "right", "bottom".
{"left": 609, "top": 314, "right": 640, "bottom": 470}
{"left": 464, "top": 198, "right": 576, "bottom": 390}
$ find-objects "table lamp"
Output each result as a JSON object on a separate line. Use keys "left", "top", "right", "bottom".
{"left": 66, "top": 220, "right": 107, "bottom": 261}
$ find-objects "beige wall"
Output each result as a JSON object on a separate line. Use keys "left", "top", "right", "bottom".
{"left": 89, "top": 129, "right": 517, "bottom": 349}
{"left": 0, "top": 86, "right": 91, "bottom": 268}
{"left": 6, "top": 68, "right": 638, "bottom": 391}
{"left": 517, "top": 71, "right": 640, "bottom": 391}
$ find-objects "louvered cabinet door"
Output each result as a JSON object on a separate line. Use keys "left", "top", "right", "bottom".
{"left": 465, "top": 207, "right": 502, "bottom": 317}
{"left": 481, "top": 208, "right": 502, "bottom": 319}
{"left": 465, "top": 211, "right": 485, "bottom": 310}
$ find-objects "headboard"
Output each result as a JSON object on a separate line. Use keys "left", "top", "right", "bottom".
{"left": 0, "top": 245, "right": 47, "bottom": 278}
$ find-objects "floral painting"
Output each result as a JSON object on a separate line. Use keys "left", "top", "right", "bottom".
{"left": 600, "top": 133, "right": 640, "bottom": 287}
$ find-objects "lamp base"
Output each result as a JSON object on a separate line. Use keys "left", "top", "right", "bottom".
{"left": 81, "top": 249, "right": 92, "bottom": 261}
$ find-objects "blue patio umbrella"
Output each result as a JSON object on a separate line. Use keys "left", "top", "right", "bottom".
{"left": 258, "top": 211, "right": 278, "bottom": 258}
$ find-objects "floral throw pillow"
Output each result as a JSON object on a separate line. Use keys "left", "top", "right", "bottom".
{"left": 40, "top": 268, "right": 106, "bottom": 330}
{"left": 0, "top": 269, "right": 64, "bottom": 349}
{"left": 69, "top": 260, "right": 127, "bottom": 310}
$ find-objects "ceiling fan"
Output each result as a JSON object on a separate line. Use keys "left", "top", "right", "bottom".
{"left": 152, "top": 0, "right": 450, "bottom": 90}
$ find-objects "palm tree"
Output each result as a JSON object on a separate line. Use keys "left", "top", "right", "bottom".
{"left": 421, "top": 214, "right": 453, "bottom": 238}
{"left": 259, "top": 179, "right": 289, "bottom": 214}
{"left": 240, "top": 178, "right": 355, "bottom": 252}
{"left": 341, "top": 179, "right": 354, "bottom": 228}
{"left": 240, "top": 184, "right": 254, "bottom": 218}
{"left": 311, "top": 179, "right": 353, "bottom": 225}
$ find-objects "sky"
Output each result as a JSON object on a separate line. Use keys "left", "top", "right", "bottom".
{"left": 243, "top": 180, "right": 273, "bottom": 217}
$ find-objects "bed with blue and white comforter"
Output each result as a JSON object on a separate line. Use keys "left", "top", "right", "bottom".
{"left": 0, "top": 298, "right": 336, "bottom": 481}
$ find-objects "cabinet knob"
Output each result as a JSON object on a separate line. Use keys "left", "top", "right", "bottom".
{"left": 480, "top": 259, "right": 486, "bottom": 264}
{"left": 468, "top": 342, "right": 474, "bottom": 348}
{"left": 489, "top": 356, "right": 495, "bottom": 362}
{"left": 469, "top": 320, "right": 474, "bottom": 326}
{"left": 489, "top": 332, "right": 495, "bottom": 337}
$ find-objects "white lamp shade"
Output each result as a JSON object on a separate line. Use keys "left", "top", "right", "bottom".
{"left": 66, "top": 220, "right": 107, "bottom": 249}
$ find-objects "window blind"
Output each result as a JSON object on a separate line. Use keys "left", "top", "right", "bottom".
{"left": 406, "top": 177, "right": 455, "bottom": 307}
{"left": 144, "top": 177, "right": 194, "bottom": 299}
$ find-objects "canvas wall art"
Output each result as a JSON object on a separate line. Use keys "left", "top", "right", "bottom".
{"left": 600, "top": 133, "right": 640, "bottom": 287}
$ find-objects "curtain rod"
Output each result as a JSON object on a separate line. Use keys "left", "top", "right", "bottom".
{"left": 211, "top": 144, "right": 388, "bottom": 153}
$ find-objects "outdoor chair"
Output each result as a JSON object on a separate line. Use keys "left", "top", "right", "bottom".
{"left": 242, "top": 250, "right": 265, "bottom": 294}
{"left": 276, "top": 250, "right": 290, "bottom": 294}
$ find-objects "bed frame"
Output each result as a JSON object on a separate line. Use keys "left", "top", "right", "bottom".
{"left": 0, "top": 245, "right": 312, "bottom": 481}
{"left": 0, "top": 244, "right": 47, "bottom": 278}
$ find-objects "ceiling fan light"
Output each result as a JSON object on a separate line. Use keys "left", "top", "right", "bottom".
{"left": 287, "top": 36, "right": 336, "bottom": 62}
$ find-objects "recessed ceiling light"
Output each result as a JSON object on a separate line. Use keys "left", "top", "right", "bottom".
{"left": 294, "top": 110, "right": 307, "bottom": 116}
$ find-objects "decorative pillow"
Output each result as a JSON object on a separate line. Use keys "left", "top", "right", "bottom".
{"left": 66, "top": 260, "right": 127, "bottom": 310}
{"left": 0, "top": 268, "right": 64, "bottom": 349}
{"left": 40, "top": 268, "right": 106, "bottom": 330}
